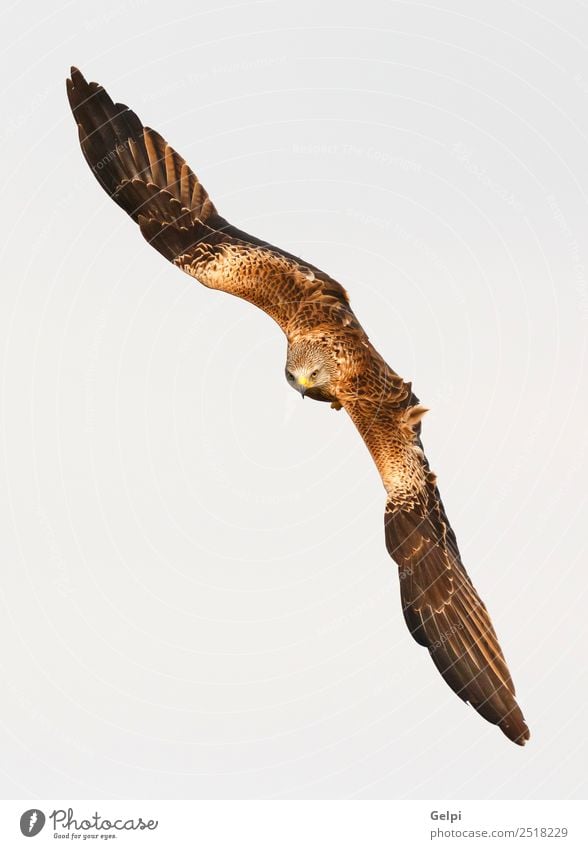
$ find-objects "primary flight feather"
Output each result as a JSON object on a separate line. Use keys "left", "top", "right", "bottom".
{"left": 66, "top": 67, "right": 529, "bottom": 745}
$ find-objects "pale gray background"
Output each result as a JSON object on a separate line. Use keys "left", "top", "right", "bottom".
{"left": 0, "top": 0, "right": 586, "bottom": 799}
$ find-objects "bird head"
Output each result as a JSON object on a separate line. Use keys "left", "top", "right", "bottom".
{"left": 285, "top": 340, "right": 335, "bottom": 398}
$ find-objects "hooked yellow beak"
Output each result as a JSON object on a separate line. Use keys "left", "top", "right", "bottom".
{"left": 296, "top": 375, "right": 311, "bottom": 398}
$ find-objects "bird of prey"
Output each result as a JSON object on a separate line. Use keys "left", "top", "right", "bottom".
{"left": 66, "top": 67, "right": 529, "bottom": 746}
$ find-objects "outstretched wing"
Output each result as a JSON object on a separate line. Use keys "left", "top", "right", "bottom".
{"left": 66, "top": 67, "right": 351, "bottom": 333}
{"left": 344, "top": 392, "right": 530, "bottom": 745}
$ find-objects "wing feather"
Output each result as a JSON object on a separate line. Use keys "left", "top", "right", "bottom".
{"left": 345, "top": 394, "right": 529, "bottom": 745}
{"left": 66, "top": 67, "right": 351, "bottom": 334}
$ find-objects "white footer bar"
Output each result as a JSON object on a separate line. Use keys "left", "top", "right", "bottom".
{"left": 0, "top": 799, "right": 585, "bottom": 848}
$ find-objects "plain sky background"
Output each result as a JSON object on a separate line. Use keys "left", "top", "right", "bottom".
{"left": 1, "top": 0, "right": 587, "bottom": 800}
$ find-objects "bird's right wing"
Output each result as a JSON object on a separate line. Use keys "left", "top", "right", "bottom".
{"left": 66, "top": 67, "right": 352, "bottom": 334}
{"left": 344, "top": 394, "right": 530, "bottom": 745}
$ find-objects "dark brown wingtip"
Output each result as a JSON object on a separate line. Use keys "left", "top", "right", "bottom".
{"left": 499, "top": 710, "right": 531, "bottom": 746}
{"left": 69, "top": 66, "right": 86, "bottom": 85}
{"left": 509, "top": 730, "right": 530, "bottom": 747}
{"left": 66, "top": 67, "right": 89, "bottom": 112}
{"left": 67, "top": 67, "right": 100, "bottom": 104}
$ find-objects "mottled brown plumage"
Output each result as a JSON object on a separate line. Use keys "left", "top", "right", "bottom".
{"left": 66, "top": 67, "right": 529, "bottom": 745}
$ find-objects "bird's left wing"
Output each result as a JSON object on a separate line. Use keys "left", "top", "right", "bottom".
{"left": 66, "top": 67, "right": 351, "bottom": 333}
{"left": 343, "top": 392, "right": 530, "bottom": 745}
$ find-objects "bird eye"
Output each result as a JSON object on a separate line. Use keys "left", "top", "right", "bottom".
{"left": 287, "top": 371, "right": 294, "bottom": 381}
{"left": 310, "top": 369, "right": 319, "bottom": 379}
